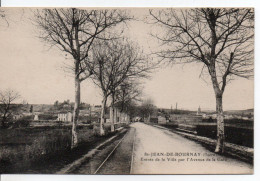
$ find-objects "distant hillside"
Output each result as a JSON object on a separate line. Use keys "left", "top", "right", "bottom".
{"left": 29, "top": 103, "right": 90, "bottom": 113}
{"left": 158, "top": 108, "right": 196, "bottom": 115}
{"left": 158, "top": 107, "right": 254, "bottom": 116}
{"left": 224, "top": 109, "right": 254, "bottom": 115}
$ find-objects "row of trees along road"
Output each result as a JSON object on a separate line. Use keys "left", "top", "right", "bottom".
{"left": 90, "top": 39, "right": 152, "bottom": 135}
{"left": 1, "top": 8, "right": 254, "bottom": 155}
{"left": 115, "top": 79, "right": 142, "bottom": 116}
{"left": 34, "top": 8, "right": 154, "bottom": 147}
{"left": 139, "top": 98, "right": 156, "bottom": 122}
{"left": 149, "top": 8, "right": 254, "bottom": 153}
{"left": 34, "top": 8, "right": 133, "bottom": 148}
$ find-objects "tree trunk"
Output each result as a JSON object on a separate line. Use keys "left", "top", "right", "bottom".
{"left": 1, "top": 109, "right": 8, "bottom": 128}
{"left": 1, "top": 113, "right": 6, "bottom": 128}
{"left": 115, "top": 107, "right": 118, "bottom": 123}
{"left": 110, "top": 94, "right": 115, "bottom": 132}
{"left": 110, "top": 106, "right": 115, "bottom": 132}
{"left": 71, "top": 76, "right": 80, "bottom": 149}
{"left": 215, "top": 93, "right": 225, "bottom": 153}
{"left": 208, "top": 64, "right": 225, "bottom": 153}
{"left": 1, "top": 119, "right": 5, "bottom": 128}
{"left": 100, "top": 97, "right": 106, "bottom": 136}
{"left": 71, "top": 57, "right": 81, "bottom": 149}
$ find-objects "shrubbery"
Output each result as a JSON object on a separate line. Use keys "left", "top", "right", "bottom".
{"left": 92, "top": 122, "right": 127, "bottom": 136}
{"left": 92, "top": 123, "right": 112, "bottom": 136}
{"left": 38, "top": 113, "right": 58, "bottom": 120}
{"left": 2, "top": 115, "right": 33, "bottom": 129}
{"left": 11, "top": 118, "right": 31, "bottom": 128}
{"left": 79, "top": 115, "right": 99, "bottom": 124}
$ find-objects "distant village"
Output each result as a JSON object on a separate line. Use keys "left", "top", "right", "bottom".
{"left": 9, "top": 100, "right": 131, "bottom": 126}
{"left": 135, "top": 102, "right": 254, "bottom": 126}
{"left": 9, "top": 99, "right": 254, "bottom": 127}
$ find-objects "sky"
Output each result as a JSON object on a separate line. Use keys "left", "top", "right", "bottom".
{"left": 0, "top": 8, "right": 254, "bottom": 111}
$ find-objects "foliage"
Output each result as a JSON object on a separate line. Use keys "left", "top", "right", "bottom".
{"left": 10, "top": 116, "right": 32, "bottom": 128}
{"left": 38, "top": 113, "right": 58, "bottom": 120}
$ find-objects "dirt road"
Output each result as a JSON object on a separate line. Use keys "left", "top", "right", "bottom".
{"left": 70, "top": 122, "right": 253, "bottom": 174}
{"left": 130, "top": 122, "right": 253, "bottom": 174}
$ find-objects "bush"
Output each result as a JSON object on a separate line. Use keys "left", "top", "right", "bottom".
{"left": 38, "top": 113, "right": 58, "bottom": 120}
{"left": 164, "top": 122, "right": 178, "bottom": 129}
{"left": 92, "top": 123, "right": 112, "bottom": 136}
{"left": 10, "top": 116, "right": 32, "bottom": 128}
{"left": 79, "top": 115, "right": 98, "bottom": 124}
{"left": 13, "top": 120, "right": 30, "bottom": 128}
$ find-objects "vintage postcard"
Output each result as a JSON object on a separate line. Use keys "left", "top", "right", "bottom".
{"left": 0, "top": 7, "right": 254, "bottom": 175}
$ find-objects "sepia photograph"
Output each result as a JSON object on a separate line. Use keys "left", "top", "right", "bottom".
{"left": 0, "top": 6, "right": 254, "bottom": 175}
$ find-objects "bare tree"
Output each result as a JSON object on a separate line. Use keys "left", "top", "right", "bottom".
{"left": 113, "top": 80, "right": 142, "bottom": 123}
{"left": 115, "top": 79, "right": 142, "bottom": 112}
{"left": 110, "top": 78, "right": 144, "bottom": 132}
{"left": 150, "top": 8, "right": 254, "bottom": 153}
{"left": 0, "top": 89, "right": 21, "bottom": 128}
{"left": 34, "top": 8, "right": 131, "bottom": 148}
{"left": 91, "top": 39, "right": 152, "bottom": 135}
{"left": 139, "top": 98, "right": 156, "bottom": 122}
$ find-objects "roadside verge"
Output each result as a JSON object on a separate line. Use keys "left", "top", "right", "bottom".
{"left": 152, "top": 124, "right": 253, "bottom": 164}
{"left": 56, "top": 127, "right": 127, "bottom": 174}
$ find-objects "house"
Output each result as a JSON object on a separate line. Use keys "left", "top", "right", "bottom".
{"left": 57, "top": 112, "right": 72, "bottom": 122}
{"left": 158, "top": 115, "right": 167, "bottom": 124}
{"left": 34, "top": 114, "right": 39, "bottom": 120}
{"left": 196, "top": 106, "right": 202, "bottom": 115}
{"left": 107, "top": 107, "right": 130, "bottom": 124}
{"left": 133, "top": 116, "right": 141, "bottom": 122}
{"left": 13, "top": 114, "right": 23, "bottom": 120}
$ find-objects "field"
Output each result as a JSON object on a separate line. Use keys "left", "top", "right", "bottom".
{"left": 0, "top": 122, "right": 121, "bottom": 173}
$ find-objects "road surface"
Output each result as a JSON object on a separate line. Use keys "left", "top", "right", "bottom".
{"left": 71, "top": 122, "right": 253, "bottom": 174}
{"left": 130, "top": 122, "right": 253, "bottom": 174}
{"left": 95, "top": 127, "right": 135, "bottom": 174}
